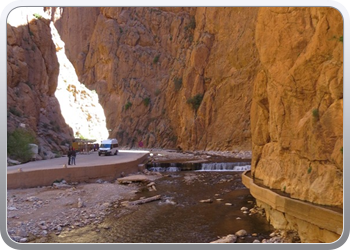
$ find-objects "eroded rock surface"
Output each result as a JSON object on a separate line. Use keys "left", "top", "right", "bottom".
{"left": 7, "top": 7, "right": 343, "bottom": 209}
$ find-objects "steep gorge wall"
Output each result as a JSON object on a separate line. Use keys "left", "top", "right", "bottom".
{"left": 7, "top": 7, "right": 342, "bottom": 210}
{"left": 7, "top": 9, "right": 73, "bottom": 159}
{"left": 53, "top": 7, "right": 257, "bottom": 151}
{"left": 251, "top": 7, "right": 343, "bottom": 207}
{"left": 53, "top": 7, "right": 343, "bottom": 208}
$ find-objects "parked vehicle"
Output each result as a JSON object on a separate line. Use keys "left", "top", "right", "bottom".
{"left": 98, "top": 139, "right": 118, "bottom": 156}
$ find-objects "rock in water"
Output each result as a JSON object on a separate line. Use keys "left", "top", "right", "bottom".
{"left": 210, "top": 234, "right": 237, "bottom": 243}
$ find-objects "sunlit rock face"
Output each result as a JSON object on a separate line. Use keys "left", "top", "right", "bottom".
{"left": 7, "top": 7, "right": 108, "bottom": 159}
{"left": 53, "top": 7, "right": 256, "bottom": 151}
{"left": 7, "top": 7, "right": 73, "bottom": 159}
{"left": 52, "top": 7, "right": 343, "bottom": 207}
{"left": 251, "top": 7, "right": 343, "bottom": 207}
{"left": 50, "top": 20, "right": 108, "bottom": 142}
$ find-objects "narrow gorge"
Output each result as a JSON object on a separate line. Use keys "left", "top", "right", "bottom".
{"left": 7, "top": 7, "right": 343, "bottom": 243}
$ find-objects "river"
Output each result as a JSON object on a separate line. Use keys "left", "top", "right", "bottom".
{"left": 47, "top": 161, "right": 274, "bottom": 243}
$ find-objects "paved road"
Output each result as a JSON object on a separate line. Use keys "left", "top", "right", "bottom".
{"left": 7, "top": 150, "right": 150, "bottom": 174}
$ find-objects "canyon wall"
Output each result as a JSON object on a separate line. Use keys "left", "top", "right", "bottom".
{"left": 251, "top": 7, "right": 343, "bottom": 208}
{"left": 7, "top": 7, "right": 343, "bottom": 210}
{"left": 53, "top": 7, "right": 257, "bottom": 151}
{"left": 7, "top": 8, "right": 73, "bottom": 159}
{"left": 53, "top": 7, "right": 343, "bottom": 207}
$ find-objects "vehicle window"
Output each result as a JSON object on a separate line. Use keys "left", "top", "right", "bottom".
{"left": 100, "top": 144, "right": 111, "bottom": 148}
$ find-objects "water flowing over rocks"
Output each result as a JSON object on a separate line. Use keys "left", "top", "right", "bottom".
{"left": 147, "top": 149, "right": 252, "bottom": 163}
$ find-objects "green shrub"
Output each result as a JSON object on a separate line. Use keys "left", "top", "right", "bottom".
{"left": 125, "top": 101, "right": 132, "bottom": 111}
{"left": 187, "top": 94, "right": 203, "bottom": 112}
{"left": 33, "top": 13, "right": 42, "bottom": 19}
{"left": 9, "top": 107, "right": 22, "bottom": 117}
{"left": 173, "top": 77, "right": 183, "bottom": 91}
{"left": 312, "top": 109, "right": 319, "bottom": 119}
{"left": 7, "top": 128, "right": 37, "bottom": 162}
{"left": 307, "top": 165, "right": 312, "bottom": 174}
{"left": 153, "top": 55, "right": 160, "bottom": 64}
{"left": 143, "top": 97, "right": 151, "bottom": 107}
{"left": 339, "top": 36, "right": 343, "bottom": 42}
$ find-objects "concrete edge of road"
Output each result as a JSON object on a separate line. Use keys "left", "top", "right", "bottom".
{"left": 242, "top": 170, "right": 343, "bottom": 243}
{"left": 7, "top": 153, "right": 149, "bottom": 189}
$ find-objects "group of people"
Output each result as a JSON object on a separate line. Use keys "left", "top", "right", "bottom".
{"left": 67, "top": 147, "right": 77, "bottom": 165}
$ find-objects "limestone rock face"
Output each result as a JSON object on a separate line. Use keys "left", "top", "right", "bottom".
{"left": 53, "top": 7, "right": 257, "bottom": 151}
{"left": 53, "top": 7, "right": 342, "bottom": 207}
{"left": 251, "top": 7, "right": 343, "bottom": 207}
{"left": 7, "top": 9, "right": 73, "bottom": 159}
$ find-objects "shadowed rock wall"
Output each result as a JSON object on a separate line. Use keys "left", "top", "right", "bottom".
{"left": 7, "top": 11, "right": 73, "bottom": 159}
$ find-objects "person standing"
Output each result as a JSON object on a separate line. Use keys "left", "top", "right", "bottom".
{"left": 67, "top": 147, "right": 72, "bottom": 165}
{"left": 71, "top": 148, "right": 76, "bottom": 165}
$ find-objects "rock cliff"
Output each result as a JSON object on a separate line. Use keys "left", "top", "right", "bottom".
{"left": 7, "top": 7, "right": 343, "bottom": 210}
{"left": 7, "top": 8, "right": 73, "bottom": 159}
{"left": 52, "top": 7, "right": 343, "bottom": 207}
{"left": 251, "top": 7, "right": 343, "bottom": 208}
{"left": 53, "top": 7, "right": 256, "bottom": 150}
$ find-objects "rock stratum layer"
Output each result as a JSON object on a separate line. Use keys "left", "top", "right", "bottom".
{"left": 7, "top": 7, "right": 343, "bottom": 210}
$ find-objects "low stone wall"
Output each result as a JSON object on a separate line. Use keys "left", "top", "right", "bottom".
{"left": 242, "top": 171, "right": 343, "bottom": 243}
{"left": 7, "top": 154, "right": 148, "bottom": 189}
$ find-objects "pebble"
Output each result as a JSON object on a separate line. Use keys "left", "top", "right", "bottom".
{"left": 78, "top": 198, "right": 84, "bottom": 208}
{"left": 199, "top": 199, "right": 213, "bottom": 203}
{"left": 235, "top": 229, "right": 247, "bottom": 237}
{"left": 212, "top": 229, "right": 300, "bottom": 243}
{"left": 225, "top": 203, "right": 232, "bottom": 206}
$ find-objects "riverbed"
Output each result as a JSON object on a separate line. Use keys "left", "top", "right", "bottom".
{"left": 43, "top": 167, "right": 275, "bottom": 243}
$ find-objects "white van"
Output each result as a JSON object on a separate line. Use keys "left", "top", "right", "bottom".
{"left": 98, "top": 139, "right": 118, "bottom": 156}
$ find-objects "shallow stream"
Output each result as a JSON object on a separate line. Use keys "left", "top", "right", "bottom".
{"left": 48, "top": 162, "right": 275, "bottom": 243}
